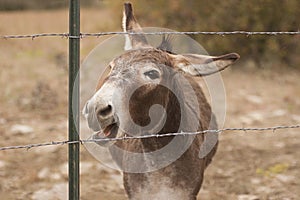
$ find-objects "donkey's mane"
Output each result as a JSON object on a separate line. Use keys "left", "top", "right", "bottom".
{"left": 157, "top": 35, "right": 174, "bottom": 54}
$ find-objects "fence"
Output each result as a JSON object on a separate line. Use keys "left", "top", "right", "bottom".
{"left": 1, "top": 31, "right": 300, "bottom": 40}
{"left": 1, "top": 1, "right": 300, "bottom": 199}
{"left": 1, "top": 125, "right": 300, "bottom": 151}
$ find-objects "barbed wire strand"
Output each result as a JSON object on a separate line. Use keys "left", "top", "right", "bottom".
{"left": 0, "top": 31, "right": 299, "bottom": 40}
{"left": 0, "top": 124, "right": 299, "bottom": 151}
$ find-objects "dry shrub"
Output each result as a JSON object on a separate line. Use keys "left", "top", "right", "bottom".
{"left": 30, "top": 81, "right": 58, "bottom": 110}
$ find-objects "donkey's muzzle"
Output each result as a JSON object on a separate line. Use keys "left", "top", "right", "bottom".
{"left": 95, "top": 100, "right": 115, "bottom": 128}
{"left": 83, "top": 97, "right": 117, "bottom": 132}
{"left": 83, "top": 100, "right": 101, "bottom": 132}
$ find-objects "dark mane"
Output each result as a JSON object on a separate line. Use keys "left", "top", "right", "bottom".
{"left": 157, "top": 34, "right": 174, "bottom": 54}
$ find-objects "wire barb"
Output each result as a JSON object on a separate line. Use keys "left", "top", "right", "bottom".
{"left": 0, "top": 124, "right": 299, "bottom": 151}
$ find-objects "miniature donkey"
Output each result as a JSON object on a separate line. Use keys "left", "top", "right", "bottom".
{"left": 83, "top": 3, "right": 239, "bottom": 200}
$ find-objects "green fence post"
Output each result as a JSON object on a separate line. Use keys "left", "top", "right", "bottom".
{"left": 69, "top": 0, "right": 80, "bottom": 199}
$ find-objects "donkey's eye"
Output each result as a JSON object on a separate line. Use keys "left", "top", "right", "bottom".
{"left": 144, "top": 70, "right": 160, "bottom": 80}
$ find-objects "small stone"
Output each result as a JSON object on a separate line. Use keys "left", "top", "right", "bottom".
{"left": 256, "top": 186, "right": 272, "bottom": 193}
{"left": 50, "top": 173, "right": 61, "bottom": 180}
{"left": 0, "top": 118, "right": 7, "bottom": 125}
{"left": 271, "top": 109, "right": 287, "bottom": 117}
{"left": 38, "top": 167, "right": 50, "bottom": 179}
{"left": 276, "top": 174, "right": 295, "bottom": 183}
{"left": 59, "top": 162, "right": 68, "bottom": 176}
{"left": 246, "top": 95, "right": 263, "bottom": 105}
{"left": 19, "top": 97, "right": 31, "bottom": 107}
{"left": 0, "top": 160, "right": 7, "bottom": 168}
{"left": 248, "top": 112, "right": 264, "bottom": 121}
{"left": 239, "top": 112, "right": 264, "bottom": 125}
{"left": 109, "top": 173, "right": 123, "bottom": 188}
{"left": 237, "top": 194, "right": 259, "bottom": 200}
{"left": 239, "top": 116, "right": 253, "bottom": 125}
{"left": 80, "top": 162, "right": 94, "bottom": 175}
{"left": 274, "top": 142, "right": 285, "bottom": 148}
{"left": 10, "top": 124, "right": 34, "bottom": 135}
{"left": 291, "top": 115, "right": 300, "bottom": 122}
{"left": 38, "top": 167, "right": 62, "bottom": 180}
{"left": 250, "top": 178, "right": 261, "bottom": 184}
{"left": 31, "top": 183, "right": 67, "bottom": 200}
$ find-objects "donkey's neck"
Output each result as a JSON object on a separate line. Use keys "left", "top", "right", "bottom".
{"left": 140, "top": 89, "right": 182, "bottom": 151}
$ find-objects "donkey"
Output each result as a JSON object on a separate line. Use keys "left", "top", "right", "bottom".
{"left": 83, "top": 3, "right": 239, "bottom": 200}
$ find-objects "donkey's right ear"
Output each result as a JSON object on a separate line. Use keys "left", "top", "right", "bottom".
{"left": 123, "top": 3, "right": 150, "bottom": 50}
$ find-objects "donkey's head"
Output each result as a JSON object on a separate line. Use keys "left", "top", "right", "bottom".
{"left": 83, "top": 3, "right": 239, "bottom": 146}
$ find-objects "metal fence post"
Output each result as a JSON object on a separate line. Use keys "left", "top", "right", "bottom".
{"left": 69, "top": 0, "right": 80, "bottom": 199}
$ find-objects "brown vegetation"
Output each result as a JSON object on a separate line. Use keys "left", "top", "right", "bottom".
{"left": 110, "top": 0, "right": 300, "bottom": 68}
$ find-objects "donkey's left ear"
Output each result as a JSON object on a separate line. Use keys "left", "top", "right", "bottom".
{"left": 123, "top": 3, "right": 150, "bottom": 50}
{"left": 170, "top": 53, "right": 240, "bottom": 76}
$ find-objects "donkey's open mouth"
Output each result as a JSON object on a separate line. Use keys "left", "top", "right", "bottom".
{"left": 104, "top": 123, "right": 119, "bottom": 137}
{"left": 98, "top": 122, "right": 119, "bottom": 137}
{"left": 92, "top": 122, "right": 119, "bottom": 146}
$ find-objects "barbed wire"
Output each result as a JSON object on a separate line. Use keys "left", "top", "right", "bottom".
{"left": 0, "top": 31, "right": 299, "bottom": 40}
{"left": 0, "top": 124, "right": 299, "bottom": 151}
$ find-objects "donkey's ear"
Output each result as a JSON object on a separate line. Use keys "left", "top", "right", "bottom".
{"left": 170, "top": 53, "right": 240, "bottom": 76}
{"left": 123, "top": 3, "right": 149, "bottom": 50}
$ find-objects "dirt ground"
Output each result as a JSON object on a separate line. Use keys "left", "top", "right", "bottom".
{"left": 0, "top": 9, "right": 299, "bottom": 200}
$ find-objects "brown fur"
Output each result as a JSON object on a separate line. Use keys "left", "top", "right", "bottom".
{"left": 83, "top": 3, "right": 238, "bottom": 199}
{"left": 102, "top": 49, "right": 218, "bottom": 200}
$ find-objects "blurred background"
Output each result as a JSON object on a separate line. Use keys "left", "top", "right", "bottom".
{"left": 0, "top": 0, "right": 299, "bottom": 200}
{"left": 1, "top": 0, "right": 299, "bottom": 68}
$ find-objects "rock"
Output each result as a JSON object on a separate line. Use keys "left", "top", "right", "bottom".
{"left": 59, "top": 162, "right": 68, "bottom": 176}
{"left": 276, "top": 174, "right": 295, "bottom": 183}
{"left": 291, "top": 114, "right": 300, "bottom": 122}
{"left": 256, "top": 186, "right": 272, "bottom": 193}
{"left": 10, "top": 124, "right": 33, "bottom": 135}
{"left": 0, "top": 160, "right": 7, "bottom": 168}
{"left": 109, "top": 173, "right": 123, "bottom": 189}
{"left": 18, "top": 97, "right": 31, "bottom": 107}
{"left": 38, "top": 168, "right": 50, "bottom": 179}
{"left": 274, "top": 142, "right": 285, "bottom": 148}
{"left": 271, "top": 109, "right": 287, "bottom": 117}
{"left": 248, "top": 112, "right": 264, "bottom": 121}
{"left": 50, "top": 173, "right": 61, "bottom": 180}
{"left": 250, "top": 178, "right": 261, "bottom": 184}
{"left": 0, "top": 118, "right": 7, "bottom": 125}
{"left": 56, "top": 120, "right": 68, "bottom": 130}
{"left": 246, "top": 95, "right": 263, "bottom": 105}
{"left": 239, "top": 112, "right": 264, "bottom": 125}
{"left": 239, "top": 116, "right": 254, "bottom": 125}
{"left": 80, "top": 162, "right": 94, "bottom": 175}
{"left": 31, "top": 183, "right": 67, "bottom": 200}
{"left": 237, "top": 194, "right": 259, "bottom": 200}
{"left": 38, "top": 167, "right": 62, "bottom": 180}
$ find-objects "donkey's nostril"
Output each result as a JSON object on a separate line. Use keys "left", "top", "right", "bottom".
{"left": 98, "top": 105, "right": 113, "bottom": 118}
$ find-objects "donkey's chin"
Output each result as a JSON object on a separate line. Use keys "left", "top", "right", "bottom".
{"left": 92, "top": 123, "right": 119, "bottom": 147}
